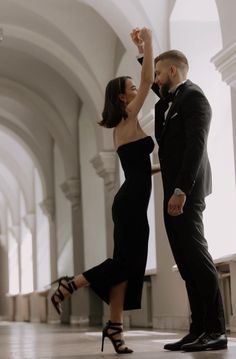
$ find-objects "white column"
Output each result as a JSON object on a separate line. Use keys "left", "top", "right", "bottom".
{"left": 40, "top": 196, "right": 58, "bottom": 323}
{"left": 0, "top": 233, "right": 9, "bottom": 319}
{"left": 23, "top": 213, "right": 37, "bottom": 290}
{"left": 230, "top": 260, "right": 236, "bottom": 332}
{"left": 91, "top": 151, "right": 117, "bottom": 257}
{"left": 61, "top": 177, "right": 90, "bottom": 325}
{"left": 40, "top": 197, "right": 57, "bottom": 282}
{"left": 91, "top": 150, "right": 125, "bottom": 324}
{"left": 10, "top": 225, "right": 21, "bottom": 292}
{"left": 8, "top": 224, "right": 23, "bottom": 322}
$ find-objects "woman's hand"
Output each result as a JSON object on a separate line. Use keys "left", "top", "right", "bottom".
{"left": 130, "top": 27, "right": 144, "bottom": 53}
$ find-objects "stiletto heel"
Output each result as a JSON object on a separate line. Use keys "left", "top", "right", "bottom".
{"left": 50, "top": 276, "right": 77, "bottom": 315}
{"left": 101, "top": 320, "right": 133, "bottom": 354}
{"left": 101, "top": 332, "right": 105, "bottom": 352}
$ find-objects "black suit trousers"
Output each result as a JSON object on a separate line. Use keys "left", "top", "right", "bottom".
{"left": 163, "top": 197, "right": 225, "bottom": 334}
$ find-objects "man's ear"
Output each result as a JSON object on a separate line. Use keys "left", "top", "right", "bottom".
{"left": 170, "top": 65, "right": 177, "bottom": 77}
{"left": 119, "top": 94, "right": 126, "bottom": 102}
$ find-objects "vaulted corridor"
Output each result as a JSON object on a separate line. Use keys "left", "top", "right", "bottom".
{"left": 1, "top": 1, "right": 236, "bottom": 357}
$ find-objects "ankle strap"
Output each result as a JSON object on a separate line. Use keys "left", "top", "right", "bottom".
{"left": 107, "top": 320, "right": 122, "bottom": 326}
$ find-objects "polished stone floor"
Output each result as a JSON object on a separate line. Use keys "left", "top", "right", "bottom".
{"left": 0, "top": 322, "right": 235, "bottom": 358}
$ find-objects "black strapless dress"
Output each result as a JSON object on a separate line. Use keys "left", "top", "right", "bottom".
{"left": 83, "top": 136, "right": 154, "bottom": 310}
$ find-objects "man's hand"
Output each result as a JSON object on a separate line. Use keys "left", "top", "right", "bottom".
{"left": 139, "top": 27, "right": 152, "bottom": 43}
{"left": 168, "top": 194, "right": 186, "bottom": 216}
{"left": 130, "top": 27, "right": 144, "bottom": 54}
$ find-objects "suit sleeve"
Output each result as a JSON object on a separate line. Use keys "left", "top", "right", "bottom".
{"left": 138, "top": 56, "right": 160, "bottom": 96}
{"left": 174, "top": 90, "right": 212, "bottom": 195}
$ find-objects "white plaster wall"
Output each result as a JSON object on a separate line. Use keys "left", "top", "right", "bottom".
{"left": 138, "top": 0, "right": 174, "bottom": 52}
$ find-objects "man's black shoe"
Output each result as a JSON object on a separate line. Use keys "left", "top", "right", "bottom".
{"left": 163, "top": 333, "right": 199, "bottom": 351}
{"left": 181, "top": 332, "right": 228, "bottom": 352}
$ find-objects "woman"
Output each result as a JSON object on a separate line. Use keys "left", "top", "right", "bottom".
{"left": 51, "top": 27, "right": 154, "bottom": 354}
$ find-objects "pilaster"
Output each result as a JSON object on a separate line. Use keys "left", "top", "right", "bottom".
{"left": 23, "top": 213, "right": 37, "bottom": 290}
{"left": 60, "top": 178, "right": 80, "bottom": 210}
{"left": 40, "top": 196, "right": 55, "bottom": 222}
{"left": 91, "top": 151, "right": 116, "bottom": 192}
{"left": 91, "top": 150, "right": 123, "bottom": 324}
{"left": 61, "top": 177, "right": 89, "bottom": 325}
{"left": 40, "top": 197, "right": 58, "bottom": 323}
{"left": 0, "top": 233, "right": 9, "bottom": 320}
{"left": 9, "top": 225, "right": 21, "bottom": 292}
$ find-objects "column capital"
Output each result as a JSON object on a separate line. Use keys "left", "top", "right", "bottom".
{"left": 40, "top": 197, "right": 55, "bottom": 221}
{"left": 91, "top": 150, "right": 116, "bottom": 191}
{"left": 211, "top": 42, "right": 236, "bottom": 87}
{"left": 22, "top": 213, "right": 35, "bottom": 234}
{"left": 60, "top": 178, "right": 80, "bottom": 210}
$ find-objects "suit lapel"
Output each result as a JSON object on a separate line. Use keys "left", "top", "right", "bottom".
{"left": 158, "top": 101, "right": 177, "bottom": 141}
{"left": 158, "top": 81, "right": 191, "bottom": 142}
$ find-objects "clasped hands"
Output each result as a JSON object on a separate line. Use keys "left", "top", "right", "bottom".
{"left": 130, "top": 27, "right": 151, "bottom": 52}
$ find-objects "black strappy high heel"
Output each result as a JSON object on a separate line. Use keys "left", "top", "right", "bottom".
{"left": 101, "top": 320, "right": 133, "bottom": 354}
{"left": 50, "top": 276, "right": 77, "bottom": 314}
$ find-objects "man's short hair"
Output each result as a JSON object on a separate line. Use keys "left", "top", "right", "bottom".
{"left": 155, "top": 50, "right": 189, "bottom": 72}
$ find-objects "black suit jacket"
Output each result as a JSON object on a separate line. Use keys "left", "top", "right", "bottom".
{"left": 154, "top": 80, "right": 212, "bottom": 199}
{"left": 137, "top": 57, "right": 212, "bottom": 199}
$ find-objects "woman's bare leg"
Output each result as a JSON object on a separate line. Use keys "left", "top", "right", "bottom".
{"left": 73, "top": 274, "right": 89, "bottom": 289}
{"left": 109, "top": 281, "right": 127, "bottom": 322}
{"left": 53, "top": 274, "right": 89, "bottom": 303}
{"left": 108, "top": 281, "right": 128, "bottom": 349}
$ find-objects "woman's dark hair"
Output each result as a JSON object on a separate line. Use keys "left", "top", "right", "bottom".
{"left": 99, "top": 76, "right": 131, "bottom": 128}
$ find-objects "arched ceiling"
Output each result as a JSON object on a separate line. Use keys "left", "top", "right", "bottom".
{"left": 0, "top": 0, "right": 160, "bottom": 230}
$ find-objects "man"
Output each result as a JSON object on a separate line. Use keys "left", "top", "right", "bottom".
{"left": 131, "top": 29, "right": 227, "bottom": 352}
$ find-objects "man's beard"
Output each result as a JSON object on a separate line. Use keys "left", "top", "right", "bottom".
{"left": 160, "top": 80, "right": 171, "bottom": 98}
